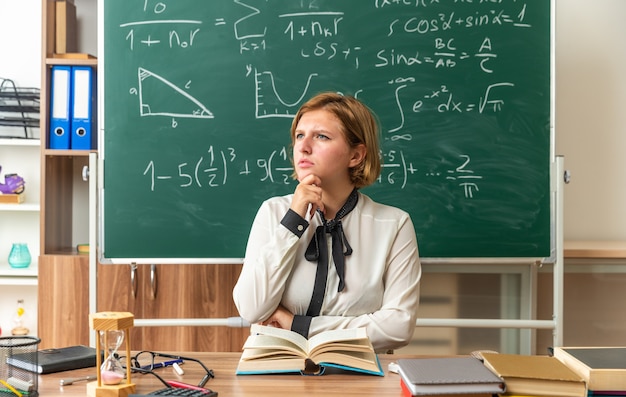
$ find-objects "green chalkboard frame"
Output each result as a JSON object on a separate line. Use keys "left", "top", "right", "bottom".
{"left": 99, "top": 0, "right": 554, "bottom": 263}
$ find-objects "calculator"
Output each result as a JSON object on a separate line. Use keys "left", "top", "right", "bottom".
{"left": 129, "top": 386, "right": 217, "bottom": 397}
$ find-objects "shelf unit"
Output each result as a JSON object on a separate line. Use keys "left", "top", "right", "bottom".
{"left": 40, "top": 58, "right": 95, "bottom": 257}
{"left": 0, "top": 138, "right": 40, "bottom": 337}
{"left": 37, "top": 0, "right": 96, "bottom": 348}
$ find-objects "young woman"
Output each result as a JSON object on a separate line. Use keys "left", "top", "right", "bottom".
{"left": 233, "top": 92, "right": 421, "bottom": 352}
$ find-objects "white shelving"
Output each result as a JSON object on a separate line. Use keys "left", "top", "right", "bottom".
{"left": 0, "top": 138, "right": 40, "bottom": 146}
{"left": 0, "top": 138, "right": 39, "bottom": 337}
{"left": 0, "top": 262, "right": 38, "bottom": 286}
{"left": 0, "top": 203, "right": 39, "bottom": 212}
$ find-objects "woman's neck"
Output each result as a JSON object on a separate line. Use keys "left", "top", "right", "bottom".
{"left": 321, "top": 184, "right": 357, "bottom": 220}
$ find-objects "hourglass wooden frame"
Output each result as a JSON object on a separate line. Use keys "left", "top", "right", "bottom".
{"left": 88, "top": 312, "right": 136, "bottom": 397}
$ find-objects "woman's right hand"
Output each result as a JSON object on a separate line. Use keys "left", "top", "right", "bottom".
{"left": 290, "top": 174, "right": 324, "bottom": 219}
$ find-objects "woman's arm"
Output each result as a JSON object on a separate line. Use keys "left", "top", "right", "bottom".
{"left": 232, "top": 199, "right": 307, "bottom": 324}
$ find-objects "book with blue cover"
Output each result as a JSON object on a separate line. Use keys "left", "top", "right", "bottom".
{"left": 235, "top": 324, "right": 383, "bottom": 376}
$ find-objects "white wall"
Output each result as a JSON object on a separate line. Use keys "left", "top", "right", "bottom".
{"left": 0, "top": 0, "right": 42, "bottom": 139}
{"left": 0, "top": 1, "right": 41, "bottom": 88}
{"left": 0, "top": 0, "right": 41, "bottom": 337}
{"left": 555, "top": 0, "right": 626, "bottom": 241}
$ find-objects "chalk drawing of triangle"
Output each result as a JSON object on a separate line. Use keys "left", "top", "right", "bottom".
{"left": 138, "top": 67, "right": 214, "bottom": 119}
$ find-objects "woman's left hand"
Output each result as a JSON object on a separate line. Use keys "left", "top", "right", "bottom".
{"left": 260, "top": 305, "right": 294, "bottom": 329}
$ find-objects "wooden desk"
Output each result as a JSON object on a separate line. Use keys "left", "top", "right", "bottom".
{"left": 38, "top": 353, "right": 404, "bottom": 396}
{"left": 564, "top": 240, "right": 626, "bottom": 259}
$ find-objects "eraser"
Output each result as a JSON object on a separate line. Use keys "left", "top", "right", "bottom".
{"left": 173, "top": 362, "right": 184, "bottom": 375}
{"left": 7, "top": 376, "right": 34, "bottom": 392}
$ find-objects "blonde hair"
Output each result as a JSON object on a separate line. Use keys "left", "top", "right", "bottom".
{"left": 290, "top": 92, "right": 381, "bottom": 188}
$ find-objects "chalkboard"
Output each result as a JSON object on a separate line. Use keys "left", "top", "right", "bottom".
{"left": 100, "top": 0, "right": 553, "bottom": 262}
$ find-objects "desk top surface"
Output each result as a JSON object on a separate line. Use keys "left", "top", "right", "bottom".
{"left": 564, "top": 240, "right": 626, "bottom": 259}
{"left": 37, "top": 352, "right": 405, "bottom": 397}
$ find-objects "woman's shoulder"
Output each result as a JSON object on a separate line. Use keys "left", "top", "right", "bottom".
{"left": 357, "top": 192, "right": 411, "bottom": 220}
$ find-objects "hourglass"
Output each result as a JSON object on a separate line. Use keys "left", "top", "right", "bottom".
{"left": 87, "top": 312, "right": 135, "bottom": 397}
{"left": 100, "top": 329, "right": 125, "bottom": 385}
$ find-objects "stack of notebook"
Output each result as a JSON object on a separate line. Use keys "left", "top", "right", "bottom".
{"left": 396, "top": 348, "right": 626, "bottom": 397}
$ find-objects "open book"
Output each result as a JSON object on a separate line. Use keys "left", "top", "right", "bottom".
{"left": 236, "top": 324, "right": 383, "bottom": 376}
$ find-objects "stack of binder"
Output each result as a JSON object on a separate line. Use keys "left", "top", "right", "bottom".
{"left": 49, "top": 65, "right": 96, "bottom": 150}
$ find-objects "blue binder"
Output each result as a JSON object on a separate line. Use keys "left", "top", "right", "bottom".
{"left": 49, "top": 65, "right": 72, "bottom": 149}
{"left": 70, "top": 66, "right": 96, "bottom": 150}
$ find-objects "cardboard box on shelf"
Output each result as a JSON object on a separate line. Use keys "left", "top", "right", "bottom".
{"left": 0, "top": 194, "right": 25, "bottom": 204}
{"left": 55, "top": 0, "right": 77, "bottom": 54}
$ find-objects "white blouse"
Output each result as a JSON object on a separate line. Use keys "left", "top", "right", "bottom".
{"left": 233, "top": 191, "right": 421, "bottom": 352}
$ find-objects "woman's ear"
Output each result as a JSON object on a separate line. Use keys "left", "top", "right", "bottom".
{"left": 349, "top": 144, "right": 367, "bottom": 168}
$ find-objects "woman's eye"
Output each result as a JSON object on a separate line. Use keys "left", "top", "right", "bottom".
{"left": 316, "top": 134, "right": 329, "bottom": 140}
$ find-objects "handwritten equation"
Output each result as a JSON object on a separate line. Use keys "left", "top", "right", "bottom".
{"left": 128, "top": 62, "right": 514, "bottom": 144}
{"left": 121, "top": 1, "right": 531, "bottom": 72}
{"left": 141, "top": 146, "right": 482, "bottom": 199}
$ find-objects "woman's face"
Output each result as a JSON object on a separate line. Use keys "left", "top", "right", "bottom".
{"left": 292, "top": 109, "right": 361, "bottom": 187}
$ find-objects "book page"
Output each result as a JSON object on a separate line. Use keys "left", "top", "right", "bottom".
{"left": 307, "top": 327, "right": 370, "bottom": 355}
{"left": 249, "top": 324, "right": 308, "bottom": 352}
{"left": 241, "top": 335, "right": 307, "bottom": 360}
{"left": 310, "top": 340, "right": 374, "bottom": 356}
